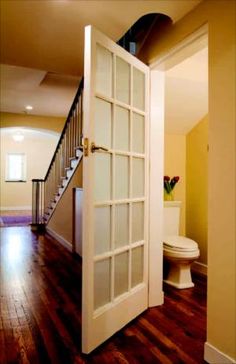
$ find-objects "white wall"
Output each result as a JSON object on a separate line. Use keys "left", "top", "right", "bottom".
{"left": 0, "top": 128, "right": 59, "bottom": 210}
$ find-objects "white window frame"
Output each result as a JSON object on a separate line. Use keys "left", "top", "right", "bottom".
{"left": 5, "top": 153, "right": 27, "bottom": 182}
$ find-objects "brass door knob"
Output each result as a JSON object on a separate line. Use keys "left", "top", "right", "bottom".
{"left": 91, "top": 143, "right": 109, "bottom": 153}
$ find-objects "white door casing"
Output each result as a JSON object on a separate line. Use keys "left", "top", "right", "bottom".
{"left": 82, "top": 25, "right": 150, "bottom": 354}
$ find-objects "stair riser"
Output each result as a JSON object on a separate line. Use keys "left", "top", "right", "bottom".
{"left": 44, "top": 154, "right": 83, "bottom": 225}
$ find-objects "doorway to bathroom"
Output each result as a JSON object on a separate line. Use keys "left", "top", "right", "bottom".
{"left": 150, "top": 25, "right": 208, "bottom": 290}
{"left": 163, "top": 40, "right": 208, "bottom": 277}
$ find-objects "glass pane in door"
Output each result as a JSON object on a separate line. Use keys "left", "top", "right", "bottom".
{"left": 132, "top": 158, "right": 144, "bottom": 198}
{"left": 94, "top": 259, "right": 111, "bottom": 309}
{"left": 115, "top": 155, "right": 129, "bottom": 199}
{"left": 114, "top": 204, "right": 129, "bottom": 248}
{"left": 94, "top": 206, "right": 111, "bottom": 255}
{"left": 131, "top": 246, "right": 144, "bottom": 287}
{"left": 132, "top": 202, "right": 144, "bottom": 243}
{"left": 96, "top": 44, "right": 113, "bottom": 97}
{"left": 94, "top": 153, "right": 111, "bottom": 201}
{"left": 133, "top": 67, "right": 145, "bottom": 111}
{"left": 114, "top": 106, "right": 129, "bottom": 151}
{"left": 95, "top": 98, "right": 112, "bottom": 148}
{"left": 114, "top": 251, "right": 129, "bottom": 297}
{"left": 116, "top": 56, "right": 130, "bottom": 105}
{"left": 132, "top": 113, "right": 144, "bottom": 153}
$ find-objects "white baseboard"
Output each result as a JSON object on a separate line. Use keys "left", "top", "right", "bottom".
{"left": 0, "top": 205, "right": 32, "bottom": 211}
{"left": 46, "top": 226, "right": 72, "bottom": 252}
{"left": 192, "top": 261, "right": 207, "bottom": 276}
{"left": 204, "top": 342, "right": 236, "bottom": 363}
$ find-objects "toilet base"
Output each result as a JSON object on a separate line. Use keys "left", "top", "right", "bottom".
{"left": 164, "top": 278, "right": 194, "bottom": 289}
{"left": 164, "top": 259, "right": 195, "bottom": 289}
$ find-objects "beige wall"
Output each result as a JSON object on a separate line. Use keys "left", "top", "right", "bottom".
{"left": 48, "top": 161, "right": 83, "bottom": 246}
{"left": 0, "top": 112, "right": 65, "bottom": 133}
{"left": 142, "top": 0, "right": 236, "bottom": 360}
{"left": 186, "top": 115, "right": 208, "bottom": 266}
{"left": 0, "top": 129, "right": 59, "bottom": 209}
{"left": 164, "top": 133, "right": 186, "bottom": 235}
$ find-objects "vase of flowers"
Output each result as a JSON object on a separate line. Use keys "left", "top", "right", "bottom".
{"left": 164, "top": 176, "right": 180, "bottom": 201}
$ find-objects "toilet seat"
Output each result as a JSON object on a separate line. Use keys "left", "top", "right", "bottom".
{"left": 164, "top": 246, "right": 200, "bottom": 259}
{"left": 163, "top": 235, "right": 198, "bottom": 252}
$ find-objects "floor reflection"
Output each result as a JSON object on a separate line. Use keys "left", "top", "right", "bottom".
{"left": 6, "top": 233, "right": 22, "bottom": 262}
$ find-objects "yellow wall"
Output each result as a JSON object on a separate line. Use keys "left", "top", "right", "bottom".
{"left": 142, "top": 0, "right": 236, "bottom": 360}
{"left": 0, "top": 112, "right": 65, "bottom": 133}
{"left": 186, "top": 115, "right": 208, "bottom": 266}
{"left": 164, "top": 134, "right": 186, "bottom": 235}
{"left": 165, "top": 117, "right": 208, "bottom": 264}
{"left": 47, "top": 161, "right": 83, "bottom": 246}
{"left": 0, "top": 130, "right": 59, "bottom": 209}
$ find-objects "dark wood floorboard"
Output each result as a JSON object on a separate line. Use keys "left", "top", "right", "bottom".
{"left": 0, "top": 227, "right": 207, "bottom": 364}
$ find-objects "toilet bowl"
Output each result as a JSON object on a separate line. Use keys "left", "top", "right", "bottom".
{"left": 163, "top": 235, "right": 200, "bottom": 288}
{"left": 163, "top": 202, "right": 200, "bottom": 289}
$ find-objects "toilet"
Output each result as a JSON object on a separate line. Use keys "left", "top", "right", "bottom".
{"left": 163, "top": 201, "right": 200, "bottom": 289}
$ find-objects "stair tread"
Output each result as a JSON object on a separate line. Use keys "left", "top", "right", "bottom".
{"left": 41, "top": 151, "right": 83, "bottom": 226}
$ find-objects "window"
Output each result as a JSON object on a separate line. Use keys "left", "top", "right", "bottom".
{"left": 6, "top": 153, "right": 26, "bottom": 182}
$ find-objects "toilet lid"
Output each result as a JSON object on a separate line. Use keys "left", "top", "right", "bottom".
{"left": 163, "top": 235, "right": 198, "bottom": 251}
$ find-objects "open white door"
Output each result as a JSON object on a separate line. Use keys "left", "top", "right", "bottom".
{"left": 82, "top": 25, "right": 149, "bottom": 354}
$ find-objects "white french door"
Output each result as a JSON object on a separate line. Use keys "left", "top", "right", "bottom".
{"left": 82, "top": 25, "right": 149, "bottom": 354}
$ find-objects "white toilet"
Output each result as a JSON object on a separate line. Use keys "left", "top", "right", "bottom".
{"left": 163, "top": 201, "right": 200, "bottom": 289}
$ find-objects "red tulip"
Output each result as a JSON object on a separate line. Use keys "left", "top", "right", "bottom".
{"left": 163, "top": 175, "right": 180, "bottom": 193}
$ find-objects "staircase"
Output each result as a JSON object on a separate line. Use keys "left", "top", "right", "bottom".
{"left": 31, "top": 79, "right": 84, "bottom": 230}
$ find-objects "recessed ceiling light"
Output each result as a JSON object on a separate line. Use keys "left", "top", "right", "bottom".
{"left": 25, "top": 105, "right": 33, "bottom": 110}
{"left": 12, "top": 131, "right": 24, "bottom": 142}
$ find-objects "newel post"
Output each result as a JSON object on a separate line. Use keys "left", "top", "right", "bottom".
{"left": 31, "top": 179, "right": 45, "bottom": 231}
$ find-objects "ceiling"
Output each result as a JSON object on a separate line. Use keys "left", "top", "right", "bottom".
{"left": 0, "top": 0, "right": 204, "bottom": 126}
{"left": 0, "top": 64, "right": 81, "bottom": 117}
{"left": 165, "top": 46, "right": 208, "bottom": 134}
{"left": 0, "top": 1, "right": 201, "bottom": 75}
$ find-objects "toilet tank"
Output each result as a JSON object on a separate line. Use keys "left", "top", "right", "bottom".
{"left": 163, "top": 201, "right": 181, "bottom": 236}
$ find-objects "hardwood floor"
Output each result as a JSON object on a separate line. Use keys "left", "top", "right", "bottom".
{"left": 0, "top": 227, "right": 207, "bottom": 364}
